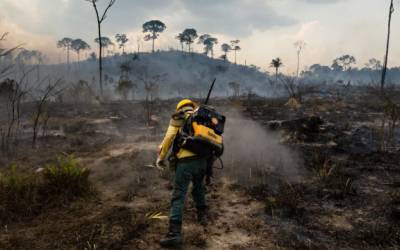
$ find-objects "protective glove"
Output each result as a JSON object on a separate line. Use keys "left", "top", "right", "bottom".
{"left": 156, "top": 158, "right": 166, "bottom": 170}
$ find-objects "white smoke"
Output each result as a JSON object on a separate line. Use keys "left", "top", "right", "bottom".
{"left": 221, "top": 109, "right": 302, "bottom": 185}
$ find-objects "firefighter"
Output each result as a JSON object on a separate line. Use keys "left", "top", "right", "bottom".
{"left": 157, "top": 99, "right": 209, "bottom": 247}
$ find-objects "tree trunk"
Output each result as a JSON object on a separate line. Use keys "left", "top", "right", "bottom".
{"left": 67, "top": 46, "right": 70, "bottom": 70}
{"left": 296, "top": 52, "right": 300, "bottom": 78}
{"left": 32, "top": 103, "right": 42, "bottom": 148}
{"left": 234, "top": 50, "right": 237, "bottom": 64}
{"left": 381, "top": 0, "right": 394, "bottom": 93}
{"left": 152, "top": 34, "right": 155, "bottom": 53}
{"left": 275, "top": 68, "right": 278, "bottom": 84}
{"left": 37, "top": 63, "right": 40, "bottom": 81}
{"left": 97, "top": 22, "right": 103, "bottom": 96}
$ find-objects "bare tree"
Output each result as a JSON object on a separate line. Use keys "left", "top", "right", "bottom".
{"left": 381, "top": 0, "right": 394, "bottom": 92}
{"left": 31, "top": 78, "right": 64, "bottom": 148}
{"left": 0, "top": 68, "right": 34, "bottom": 154}
{"left": 136, "top": 68, "right": 165, "bottom": 125}
{"left": 294, "top": 40, "right": 306, "bottom": 77}
{"left": 280, "top": 76, "right": 298, "bottom": 99}
{"left": 1, "top": 79, "right": 22, "bottom": 153}
{"left": 143, "top": 80, "right": 159, "bottom": 125}
{"left": 228, "top": 81, "right": 240, "bottom": 97}
{"left": 0, "top": 32, "right": 23, "bottom": 60}
{"left": 85, "top": 0, "right": 116, "bottom": 96}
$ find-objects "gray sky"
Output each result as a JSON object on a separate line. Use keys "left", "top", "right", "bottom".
{"left": 1, "top": 0, "right": 399, "bottom": 73}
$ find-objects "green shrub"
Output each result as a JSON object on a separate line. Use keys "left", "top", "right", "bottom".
{"left": 42, "top": 155, "right": 91, "bottom": 200}
{"left": 0, "top": 155, "right": 92, "bottom": 223}
{"left": 0, "top": 164, "right": 42, "bottom": 220}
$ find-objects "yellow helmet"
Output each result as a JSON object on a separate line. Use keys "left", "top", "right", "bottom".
{"left": 176, "top": 99, "right": 196, "bottom": 111}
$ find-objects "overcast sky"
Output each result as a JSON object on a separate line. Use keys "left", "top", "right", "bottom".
{"left": 1, "top": 0, "right": 399, "bottom": 73}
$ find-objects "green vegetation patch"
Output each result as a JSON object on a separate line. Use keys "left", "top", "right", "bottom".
{"left": 0, "top": 155, "right": 93, "bottom": 223}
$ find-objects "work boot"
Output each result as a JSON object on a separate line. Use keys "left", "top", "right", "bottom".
{"left": 160, "top": 222, "right": 183, "bottom": 247}
{"left": 197, "top": 208, "right": 208, "bottom": 226}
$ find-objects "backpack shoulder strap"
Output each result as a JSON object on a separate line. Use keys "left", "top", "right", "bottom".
{"left": 171, "top": 111, "right": 193, "bottom": 155}
{"left": 170, "top": 111, "right": 186, "bottom": 127}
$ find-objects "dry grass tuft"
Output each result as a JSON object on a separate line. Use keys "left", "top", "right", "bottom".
{"left": 265, "top": 183, "right": 304, "bottom": 218}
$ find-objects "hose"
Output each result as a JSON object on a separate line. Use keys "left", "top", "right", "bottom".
{"left": 214, "top": 157, "right": 224, "bottom": 170}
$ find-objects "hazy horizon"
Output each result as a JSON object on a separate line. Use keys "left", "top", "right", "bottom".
{"left": 1, "top": 0, "right": 399, "bottom": 74}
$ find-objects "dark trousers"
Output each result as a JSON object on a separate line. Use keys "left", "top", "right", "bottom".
{"left": 169, "top": 157, "right": 207, "bottom": 224}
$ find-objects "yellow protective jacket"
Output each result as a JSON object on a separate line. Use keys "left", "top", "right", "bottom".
{"left": 158, "top": 110, "right": 196, "bottom": 161}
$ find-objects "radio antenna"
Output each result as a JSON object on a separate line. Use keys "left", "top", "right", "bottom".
{"left": 204, "top": 78, "right": 216, "bottom": 105}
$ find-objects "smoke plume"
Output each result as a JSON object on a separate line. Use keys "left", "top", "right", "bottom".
{"left": 221, "top": 109, "right": 303, "bottom": 186}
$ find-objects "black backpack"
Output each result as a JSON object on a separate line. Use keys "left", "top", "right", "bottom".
{"left": 173, "top": 105, "right": 225, "bottom": 158}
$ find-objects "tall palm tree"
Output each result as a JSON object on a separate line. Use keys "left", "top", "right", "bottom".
{"left": 221, "top": 43, "right": 231, "bottom": 61}
{"left": 57, "top": 37, "right": 73, "bottom": 68}
{"left": 115, "top": 33, "right": 129, "bottom": 54}
{"left": 142, "top": 20, "right": 166, "bottom": 53}
{"left": 230, "top": 40, "right": 241, "bottom": 64}
{"left": 181, "top": 28, "right": 198, "bottom": 53}
{"left": 270, "top": 58, "right": 283, "bottom": 83}
{"left": 71, "top": 39, "right": 91, "bottom": 63}
{"left": 94, "top": 37, "right": 113, "bottom": 57}
{"left": 176, "top": 33, "right": 185, "bottom": 52}
{"left": 198, "top": 34, "right": 218, "bottom": 58}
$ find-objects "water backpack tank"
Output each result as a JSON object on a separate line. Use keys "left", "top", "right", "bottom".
{"left": 175, "top": 105, "right": 225, "bottom": 157}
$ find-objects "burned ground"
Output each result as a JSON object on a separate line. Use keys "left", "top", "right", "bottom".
{"left": 1, "top": 87, "right": 400, "bottom": 249}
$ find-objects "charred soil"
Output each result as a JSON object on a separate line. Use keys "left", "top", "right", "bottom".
{"left": 1, "top": 90, "right": 400, "bottom": 249}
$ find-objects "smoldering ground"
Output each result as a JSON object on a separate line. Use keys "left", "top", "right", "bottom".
{"left": 221, "top": 109, "right": 303, "bottom": 186}
{"left": 71, "top": 101, "right": 303, "bottom": 200}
